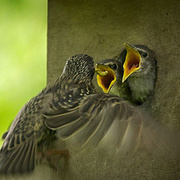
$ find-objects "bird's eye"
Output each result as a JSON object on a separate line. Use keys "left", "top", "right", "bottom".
{"left": 142, "top": 52, "right": 148, "bottom": 58}
{"left": 110, "top": 64, "right": 117, "bottom": 70}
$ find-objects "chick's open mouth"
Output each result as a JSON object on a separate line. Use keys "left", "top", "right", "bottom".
{"left": 127, "top": 53, "right": 140, "bottom": 70}
{"left": 122, "top": 43, "right": 141, "bottom": 82}
{"left": 95, "top": 64, "right": 116, "bottom": 93}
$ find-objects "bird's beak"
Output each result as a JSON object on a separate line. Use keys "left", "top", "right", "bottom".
{"left": 122, "top": 43, "right": 141, "bottom": 82}
{"left": 95, "top": 64, "right": 116, "bottom": 93}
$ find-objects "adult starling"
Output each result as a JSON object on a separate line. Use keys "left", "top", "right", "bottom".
{"left": 0, "top": 54, "right": 93, "bottom": 174}
{"left": 96, "top": 43, "right": 157, "bottom": 104}
{"left": 0, "top": 54, "right": 144, "bottom": 174}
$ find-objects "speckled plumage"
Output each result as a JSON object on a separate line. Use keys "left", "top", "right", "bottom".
{"left": 0, "top": 53, "right": 157, "bottom": 175}
{"left": 0, "top": 54, "right": 95, "bottom": 174}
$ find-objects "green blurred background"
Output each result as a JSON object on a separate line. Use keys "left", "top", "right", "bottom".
{"left": 0, "top": 0, "right": 47, "bottom": 145}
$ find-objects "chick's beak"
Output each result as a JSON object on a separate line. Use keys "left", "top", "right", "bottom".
{"left": 122, "top": 43, "right": 141, "bottom": 82}
{"left": 95, "top": 64, "right": 116, "bottom": 93}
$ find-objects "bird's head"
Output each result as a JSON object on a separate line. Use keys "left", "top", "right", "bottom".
{"left": 95, "top": 59, "right": 122, "bottom": 93}
{"left": 122, "top": 43, "right": 155, "bottom": 82}
{"left": 61, "top": 54, "right": 95, "bottom": 82}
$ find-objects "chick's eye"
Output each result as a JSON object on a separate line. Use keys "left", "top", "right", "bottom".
{"left": 110, "top": 64, "right": 117, "bottom": 70}
{"left": 142, "top": 52, "right": 148, "bottom": 58}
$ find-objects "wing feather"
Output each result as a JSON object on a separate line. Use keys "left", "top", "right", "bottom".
{"left": 0, "top": 137, "right": 36, "bottom": 174}
{"left": 44, "top": 93, "right": 144, "bottom": 152}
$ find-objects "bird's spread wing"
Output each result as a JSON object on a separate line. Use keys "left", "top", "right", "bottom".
{"left": 44, "top": 93, "right": 144, "bottom": 151}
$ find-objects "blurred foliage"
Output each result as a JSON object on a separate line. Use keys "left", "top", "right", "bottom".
{"left": 0, "top": 0, "right": 47, "bottom": 145}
